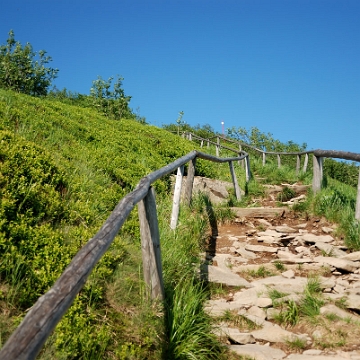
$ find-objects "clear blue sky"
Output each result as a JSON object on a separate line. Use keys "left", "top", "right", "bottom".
{"left": 1, "top": 0, "right": 359, "bottom": 152}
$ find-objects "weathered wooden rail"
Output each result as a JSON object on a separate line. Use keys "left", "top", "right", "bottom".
{"left": 182, "top": 132, "right": 360, "bottom": 220}
{"left": 0, "top": 150, "right": 248, "bottom": 360}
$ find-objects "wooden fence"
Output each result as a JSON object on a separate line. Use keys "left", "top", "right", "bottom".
{"left": 0, "top": 150, "right": 248, "bottom": 360}
{"left": 182, "top": 132, "right": 360, "bottom": 220}
{"left": 2, "top": 130, "right": 360, "bottom": 359}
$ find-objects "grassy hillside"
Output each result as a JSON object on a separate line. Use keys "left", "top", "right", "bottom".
{"left": 1, "top": 88, "right": 359, "bottom": 359}
{"left": 0, "top": 89, "right": 245, "bottom": 359}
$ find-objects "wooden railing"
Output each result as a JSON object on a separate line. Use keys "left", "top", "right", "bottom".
{"left": 0, "top": 150, "right": 248, "bottom": 360}
{"left": 182, "top": 132, "right": 360, "bottom": 220}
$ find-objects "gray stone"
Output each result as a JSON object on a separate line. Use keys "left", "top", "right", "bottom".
{"left": 303, "top": 349, "right": 323, "bottom": 355}
{"left": 216, "top": 326, "right": 256, "bottom": 344}
{"left": 257, "top": 218, "right": 272, "bottom": 227}
{"left": 233, "top": 287, "right": 266, "bottom": 306}
{"left": 256, "top": 297, "right": 273, "bottom": 308}
{"left": 302, "top": 233, "right": 334, "bottom": 244}
{"left": 281, "top": 269, "right": 295, "bottom": 279}
{"left": 247, "top": 305, "right": 266, "bottom": 319}
{"left": 203, "top": 265, "right": 252, "bottom": 287}
{"left": 190, "top": 176, "right": 232, "bottom": 204}
{"left": 204, "top": 298, "right": 245, "bottom": 316}
{"left": 267, "top": 307, "right": 281, "bottom": 320}
{"left": 277, "top": 251, "right": 312, "bottom": 264}
{"left": 341, "top": 251, "right": 360, "bottom": 262}
{"left": 234, "top": 246, "right": 258, "bottom": 260}
{"left": 286, "top": 354, "right": 351, "bottom": 359}
{"left": 258, "top": 229, "right": 283, "bottom": 238}
{"left": 315, "top": 242, "right": 347, "bottom": 257}
{"left": 228, "top": 344, "right": 286, "bottom": 360}
{"left": 275, "top": 225, "right": 297, "bottom": 233}
{"left": 256, "top": 235, "right": 277, "bottom": 244}
{"left": 320, "top": 304, "right": 358, "bottom": 321}
{"left": 322, "top": 226, "right": 334, "bottom": 234}
{"left": 346, "top": 294, "right": 360, "bottom": 311}
{"left": 252, "top": 276, "right": 308, "bottom": 294}
{"left": 250, "top": 321, "right": 302, "bottom": 343}
{"left": 245, "top": 244, "right": 278, "bottom": 253}
{"left": 314, "top": 256, "right": 360, "bottom": 272}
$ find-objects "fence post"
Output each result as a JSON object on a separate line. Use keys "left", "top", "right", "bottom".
{"left": 170, "top": 166, "right": 184, "bottom": 230}
{"left": 184, "top": 158, "right": 196, "bottom": 206}
{"left": 216, "top": 137, "right": 220, "bottom": 157}
{"left": 229, "top": 161, "right": 241, "bottom": 200}
{"left": 296, "top": 155, "right": 301, "bottom": 174}
{"left": 312, "top": 155, "right": 323, "bottom": 193}
{"left": 245, "top": 155, "right": 251, "bottom": 182}
{"left": 262, "top": 152, "right": 266, "bottom": 166}
{"left": 238, "top": 144, "right": 245, "bottom": 168}
{"left": 303, "top": 153, "right": 309, "bottom": 172}
{"left": 138, "top": 187, "right": 164, "bottom": 300}
{"left": 277, "top": 154, "right": 281, "bottom": 168}
{"left": 356, "top": 168, "right": 360, "bottom": 220}
{"left": 200, "top": 140, "right": 204, "bottom": 148}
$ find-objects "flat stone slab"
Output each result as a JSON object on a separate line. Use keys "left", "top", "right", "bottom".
{"left": 302, "top": 233, "right": 334, "bottom": 244}
{"left": 286, "top": 354, "right": 356, "bottom": 359}
{"left": 245, "top": 244, "right": 278, "bottom": 253}
{"left": 233, "top": 245, "right": 258, "bottom": 259}
{"left": 252, "top": 276, "right": 308, "bottom": 294}
{"left": 275, "top": 225, "right": 298, "bottom": 233}
{"left": 314, "top": 256, "right": 360, "bottom": 272}
{"left": 315, "top": 242, "right": 347, "bottom": 257}
{"left": 216, "top": 326, "right": 256, "bottom": 344}
{"left": 233, "top": 287, "right": 268, "bottom": 306}
{"left": 341, "top": 251, "right": 360, "bottom": 262}
{"left": 228, "top": 344, "right": 286, "bottom": 360}
{"left": 203, "top": 265, "right": 252, "bottom": 287}
{"left": 250, "top": 321, "right": 303, "bottom": 343}
{"left": 320, "top": 304, "right": 358, "bottom": 321}
{"left": 232, "top": 207, "right": 288, "bottom": 218}
{"left": 277, "top": 251, "right": 313, "bottom": 264}
{"left": 204, "top": 298, "right": 245, "bottom": 316}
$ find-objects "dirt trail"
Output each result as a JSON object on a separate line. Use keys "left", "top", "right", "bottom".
{"left": 204, "top": 183, "right": 360, "bottom": 360}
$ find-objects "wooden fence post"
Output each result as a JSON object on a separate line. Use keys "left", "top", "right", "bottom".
{"left": 262, "top": 152, "right": 266, "bottom": 166}
{"left": 296, "top": 155, "right": 301, "bottom": 174}
{"left": 216, "top": 137, "right": 220, "bottom": 157}
{"left": 277, "top": 154, "right": 281, "bottom": 168}
{"left": 138, "top": 187, "right": 164, "bottom": 301}
{"left": 238, "top": 145, "right": 245, "bottom": 168}
{"left": 229, "top": 161, "right": 241, "bottom": 200}
{"left": 245, "top": 155, "right": 251, "bottom": 182}
{"left": 303, "top": 153, "right": 309, "bottom": 172}
{"left": 170, "top": 166, "right": 184, "bottom": 229}
{"left": 356, "top": 168, "right": 360, "bottom": 220}
{"left": 312, "top": 155, "right": 323, "bottom": 193}
{"left": 200, "top": 140, "right": 204, "bottom": 148}
{"left": 184, "top": 158, "right": 196, "bottom": 206}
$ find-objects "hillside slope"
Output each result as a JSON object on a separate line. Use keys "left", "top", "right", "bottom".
{"left": 0, "top": 89, "right": 235, "bottom": 358}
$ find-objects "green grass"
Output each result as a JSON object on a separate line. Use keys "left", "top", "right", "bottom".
{"left": 0, "top": 89, "right": 236, "bottom": 358}
{"left": 247, "top": 266, "right": 274, "bottom": 278}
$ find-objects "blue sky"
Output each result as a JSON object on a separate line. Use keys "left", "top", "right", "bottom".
{"left": 1, "top": 0, "right": 359, "bottom": 152}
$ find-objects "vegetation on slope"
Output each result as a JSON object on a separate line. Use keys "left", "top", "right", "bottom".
{"left": 0, "top": 88, "right": 237, "bottom": 359}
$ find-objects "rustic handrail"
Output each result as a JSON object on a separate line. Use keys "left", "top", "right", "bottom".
{"left": 0, "top": 150, "right": 248, "bottom": 360}
{"left": 182, "top": 131, "right": 360, "bottom": 219}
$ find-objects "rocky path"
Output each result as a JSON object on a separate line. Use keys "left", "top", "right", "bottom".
{"left": 203, "top": 184, "right": 360, "bottom": 360}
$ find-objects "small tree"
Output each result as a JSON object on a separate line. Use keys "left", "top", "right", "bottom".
{"left": 0, "top": 30, "right": 58, "bottom": 96}
{"left": 176, "top": 111, "right": 185, "bottom": 135}
{"left": 90, "top": 75, "right": 132, "bottom": 120}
